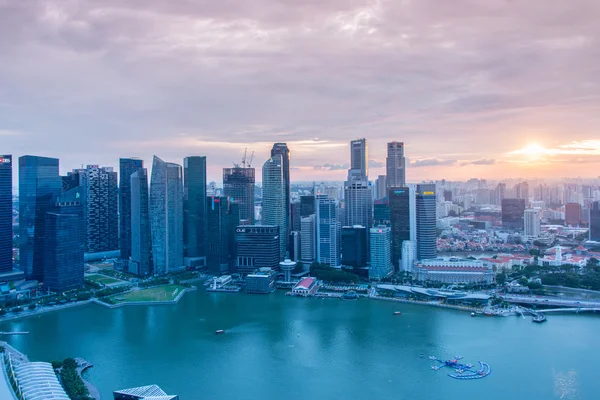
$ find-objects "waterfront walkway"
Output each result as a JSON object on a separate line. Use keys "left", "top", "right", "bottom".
{"left": 370, "top": 295, "right": 480, "bottom": 313}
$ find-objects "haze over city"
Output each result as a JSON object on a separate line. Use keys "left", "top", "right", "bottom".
{"left": 2, "top": 0, "right": 600, "bottom": 183}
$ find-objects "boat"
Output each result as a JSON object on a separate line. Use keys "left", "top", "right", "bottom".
{"left": 470, "top": 312, "right": 476, "bottom": 317}
{"left": 393, "top": 311, "right": 402, "bottom": 316}
{"left": 215, "top": 329, "right": 226, "bottom": 334}
{"left": 532, "top": 314, "right": 547, "bottom": 323}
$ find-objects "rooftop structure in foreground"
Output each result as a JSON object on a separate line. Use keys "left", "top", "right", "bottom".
{"left": 9, "top": 361, "right": 70, "bottom": 400}
{"left": 113, "top": 384, "right": 179, "bottom": 400}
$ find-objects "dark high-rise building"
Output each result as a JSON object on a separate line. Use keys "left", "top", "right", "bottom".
{"left": 290, "top": 201, "right": 301, "bottom": 232}
{"left": 389, "top": 188, "right": 411, "bottom": 266}
{"left": 300, "top": 195, "right": 315, "bottom": 217}
{"left": 502, "top": 198, "right": 526, "bottom": 230}
{"left": 416, "top": 184, "right": 437, "bottom": 260}
{"left": 374, "top": 198, "right": 390, "bottom": 226}
{"left": 223, "top": 166, "right": 255, "bottom": 224}
{"left": 44, "top": 187, "right": 85, "bottom": 291}
{"left": 350, "top": 138, "right": 368, "bottom": 178}
{"left": 565, "top": 203, "right": 582, "bottom": 227}
{"left": 0, "top": 155, "right": 12, "bottom": 273}
{"left": 206, "top": 196, "right": 239, "bottom": 275}
{"left": 184, "top": 156, "right": 207, "bottom": 261}
{"left": 19, "top": 155, "right": 61, "bottom": 281}
{"left": 443, "top": 190, "right": 453, "bottom": 202}
{"left": 271, "top": 143, "right": 291, "bottom": 244}
{"left": 262, "top": 155, "right": 286, "bottom": 260}
{"left": 386, "top": 142, "right": 406, "bottom": 188}
{"left": 79, "top": 165, "right": 118, "bottom": 253}
{"left": 61, "top": 169, "right": 84, "bottom": 192}
{"left": 119, "top": 158, "right": 144, "bottom": 260}
{"left": 590, "top": 202, "right": 600, "bottom": 242}
{"left": 235, "top": 225, "right": 280, "bottom": 275}
{"left": 130, "top": 168, "right": 152, "bottom": 277}
{"left": 341, "top": 225, "right": 367, "bottom": 268}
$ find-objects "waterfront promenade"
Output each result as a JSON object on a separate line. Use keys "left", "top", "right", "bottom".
{"left": 370, "top": 295, "right": 481, "bottom": 313}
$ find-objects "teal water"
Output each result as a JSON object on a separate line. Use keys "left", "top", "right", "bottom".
{"left": 1, "top": 289, "right": 599, "bottom": 400}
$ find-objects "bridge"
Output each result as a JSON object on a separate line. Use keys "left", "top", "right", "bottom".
{"left": 537, "top": 308, "right": 600, "bottom": 314}
{"left": 500, "top": 295, "right": 600, "bottom": 309}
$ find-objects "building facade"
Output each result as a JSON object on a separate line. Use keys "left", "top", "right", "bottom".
{"left": 374, "top": 198, "right": 390, "bottom": 226}
{"left": 0, "top": 155, "right": 12, "bottom": 273}
{"left": 150, "top": 156, "right": 184, "bottom": 275}
{"left": 413, "top": 259, "right": 494, "bottom": 285}
{"left": 271, "top": 143, "right": 291, "bottom": 242}
{"left": 246, "top": 269, "right": 277, "bottom": 294}
{"left": 19, "top": 156, "right": 61, "bottom": 281}
{"left": 524, "top": 208, "right": 541, "bottom": 240}
{"left": 375, "top": 175, "right": 387, "bottom": 200}
{"left": 262, "top": 154, "right": 287, "bottom": 260}
{"left": 341, "top": 225, "right": 367, "bottom": 268}
{"left": 590, "top": 202, "right": 600, "bottom": 242}
{"left": 501, "top": 198, "right": 526, "bottom": 230}
{"left": 119, "top": 158, "right": 144, "bottom": 260}
{"left": 235, "top": 225, "right": 280, "bottom": 275}
{"left": 183, "top": 156, "right": 207, "bottom": 261}
{"left": 386, "top": 141, "right": 406, "bottom": 188}
{"left": 130, "top": 168, "right": 153, "bottom": 277}
{"left": 223, "top": 167, "right": 255, "bottom": 224}
{"left": 389, "top": 187, "right": 411, "bottom": 266}
{"left": 300, "top": 195, "right": 315, "bottom": 217}
{"left": 369, "top": 226, "right": 393, "bottom": 280}
{"left": 565, "top": 203, "right": 582, "bottom": 227}
{"left": 416, "top": 184, "right": 437, "bottom": 260}
{"left": 206, "top": 197, "right": 239, "bottom": 275}
{"left": 401, "top": 240, "right": 416, "bottom": 273}
{"left": 300, "top": 214, "right": 316, "bottom": 263}
{"left": 350, "top": 138, "right": 368, "bottom": 177}
{"left": 344, "top": 177, "right": 373, "bottom": 229}
{"left": 316, "top": 195, "right": 340, "bottom": 267}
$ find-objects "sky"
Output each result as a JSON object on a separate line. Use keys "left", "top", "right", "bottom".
{"left": 1, "top": 0, "right": 600, "bottom": 184}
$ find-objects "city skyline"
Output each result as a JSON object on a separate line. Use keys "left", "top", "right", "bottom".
{"left": 2, "top": 1, "right": 600, "bottom": 183}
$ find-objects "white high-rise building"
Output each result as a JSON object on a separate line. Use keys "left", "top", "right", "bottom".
{"left": 316, "top": 195, "right": 340, "bottom": 267}
{"left": 262, "top": 154, "right": 287, "bottom": 260}
{"left": 369, "top": 225, "right": 393, "bottom": 280}
{"left": 386, "top": 141, "right": 406, "bottom": 188}
{"left": 300, "top": 214, "right": 316, "bottom": 263}
{"left": 401, "top": 240, "right": 416, "bottom": 273}
{"left": 524, "top": 208, "right": 541, "bottom": 240}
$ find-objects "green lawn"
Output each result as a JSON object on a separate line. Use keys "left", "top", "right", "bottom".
{"left": 109, "top": 284, "right": 186, "bottom": 303}
{"left": 86, "top": 274, "right": 122, "bottom": 285}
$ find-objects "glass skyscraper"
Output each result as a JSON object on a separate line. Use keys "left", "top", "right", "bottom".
{"left": 183, "top": 156, "right": 207, "bottom": 260}
{"left": 262, "top": 154, "right": 286, "bottom": 260}
{"left": 316, "top": 194, "right": 340, "bottom": 267}
{"left": 130, "top": 168, "right": 153, "bottom": 277}
{"left": 386, "top": 142, "right": 406, "bottom": 188}
{"left": 234, "top": 225, "right": 280, "bottom": 275}
{"left": 119, "top": 158, "right": 144, "bottom": 260}
{"left": 150, "top": 156, "right": 184, "bottom": 275}
{"left": 502, "top": 198, "right": 526, "bottom": 230}
{"left": 341, "top": 225, "right": 367, "bottom": 268}
{"left": 223, "top": 166, "right": 255, "bottom": 224}
{"left": 416, "top": 184, "right": 437, "bottom": 260}
{"left": 389, "top": 187, "right": 411, "bottom": 266}
{"left": 590, "top": 202, "right": 600, "bottom": 242}
{"left": 270, "top": 143, "right": 291, "bottom": 247}
{"left": 206, "top": 196, "right": 239, "bottom": 275}
{"left": 19, "top": 155, "right": 61, "bottom": 281}
{"left": 0, "top": 155, "right": 12, "bottom": 273}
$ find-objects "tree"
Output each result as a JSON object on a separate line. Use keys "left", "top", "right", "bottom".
{"left": 529, "top": 248, "right": 540, "bottom": 257}
{"left": 28, "top": 304, "right": 36, "bottom": 310}
{"left": 518, "top": 277, "right": 529, "bottom": 286}
{"left": 496, "top": 273, "right": 507, "bottom": 285}
{"left": 589, "top": 257, "right": 599, "bottom": 267}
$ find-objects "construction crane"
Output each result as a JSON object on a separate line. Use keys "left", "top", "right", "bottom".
{"left": 241, "top": 148, "right": 248, "bottom": 168}
{"left": 247, "top": 151, "right": 254, "bottom": 168}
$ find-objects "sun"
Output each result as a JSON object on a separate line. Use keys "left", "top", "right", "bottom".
{"left": 521, "top": 143, "right": 546, "bottom": 157}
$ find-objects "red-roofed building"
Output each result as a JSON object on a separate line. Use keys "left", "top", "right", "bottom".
{"left": 292, "top": 277, "right": 319, "bottom": 296}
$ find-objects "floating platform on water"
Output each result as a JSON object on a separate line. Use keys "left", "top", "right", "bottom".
{"left": 429, "top": 356, "right": 491, "bottom": 380}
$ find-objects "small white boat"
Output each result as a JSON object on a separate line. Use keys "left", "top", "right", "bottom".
{"left": 215, "top": 329, "right": 225, "bottom": 334}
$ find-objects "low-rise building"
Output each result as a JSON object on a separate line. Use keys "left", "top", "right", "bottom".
{"left": 291, "top": 277, "right": 319, "bottom": 296}
{"left": 246, "top": 268, "right": 277, "bottom": 294}
{"left": 413, "top": 259, "right": 495, "bottom": 285}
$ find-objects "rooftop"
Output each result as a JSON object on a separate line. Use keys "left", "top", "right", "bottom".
{"left": 294, "top": 277, "right": 316, "bottom": 290}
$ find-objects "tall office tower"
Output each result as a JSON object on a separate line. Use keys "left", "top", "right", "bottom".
{"left": 515, "top": 182, "right": 530, "bottom": 202}
{"left": 234, "top": 225, "right": 280, "bottom": 275}
{"left": 119, "top": 158, "right": 144, "bottom": 260}
{"left": 565, "top": 203, "right": 582, "bottom": 227}
{"left": 271, "top": 143, "right": 291, "bottom": 241}
{"left": 130, "top": 168, "right": 152, "bottom": 277}
{"left": 300, "top": 214, "right": 316, "bottom": 263}
{"left": 501, "top": 198, "right": 526, "bottom": 230}
{"left": 416, "top": 184, "right": 437, "bottom": 260}
{"left": 401, "top": 240, "right": 416, "bottom": 273}
{"left": 223, "top": 166, "right": 255, "bottom": 224}
{"left": 262, "top": 155, "right": 286, "bottom": 260}
{"left": 493, "top": 183, "right": 507, "bottom": 206}
{"left": 0, "top": 155, "right": 12, "bottom": 273}
{"left": 289, "top": 231, "right": 301, "bottom": 262}
{"left": 184, "top": 156, "right": 207, "bottom": 264}
{"left": 150, "top": 156, "right": 184, "bottom": 275}
{"left": 341, "top": 226, "right": 367, "bottom": 268}
{"left": 290, "top": 202, "right": 301, "bottom": 232}
{"left": 590, "top": 202, "right": 600, "bottom": 241}
{"left": 443, "top": 190, "right": 453, "bottom": 202}
{"left": 344, "top": 177, "right": 373, "bottom": 228}
{"left": 375, "top": 175, "right": 387, "bottom": 200}
{"left": 374, "top": 198, "right": 391, "bottom": 226}
{"left": 300, "top": 195, "right": 315, "bottom": 217}
{"left": 389, "top": 187, "right": 411, "bottom": 266}
{"left": 44, "top": 186, "right": 85, "bottom": 292}
{"left": 386, "top": 141, "right": 406, "bottom": 188}
{"left": 369, "top": 226, "right": 393, "bottom": 280}
{"left": 206, "top": 196, "right": 239, "bottom": 275}
{"left": 19, "top": 156, "right": 61, "bottom": 280}
{"left": 62, "top": 169, "right": 84, "bottom": 192}
{"left": 316, "top": 194, "right": 340, "bottom": 267}
{"left": 524, "top": 209, "right": 541, "bottom": 240}
{"left": 350, "top": 138, "right": 368, "bottom": 177}
{"left": 81, "top": 165, "right": 119, "bottom": 253}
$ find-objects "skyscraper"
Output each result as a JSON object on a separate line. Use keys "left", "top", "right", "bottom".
{"left": 350, "top": 138, "right": 368, "bottom": 177}
{"left": 19, "top": 155, "right": 61, "bottom": 280}
{"left": 0, "top": 155, "right": 12, "bottom": 273}
{"left": 184, "top": 156, "right": 207, "bottom": 262}
{"left": 524, "top": 208, "right": 541, "bottom": 240}
{"left": 262, "top": 154, "right": 286, "bottom": 260}
{"left": 130, "top": 168, "right": 152, "bottom": 277}
{"left": 44, "top": 186, "right": 85, "bottom": 291}
{"left": 235, "top": 225, "right": 280, "bottom": 275}
{"left": 369, "top": 226, "right": 393, "bottom": 280}
{"left": 515, "top": 182, "right": 530, "bottom": 202}
{"left": 223, "top": 166, "right": 255, "bottom": 224}
{"left": 344, "top": 177, "right": 373, "bottom": 228}
{"left": 80, "top": 165, "right": 119, "bottom": 253}
{"left": 375, "top": 175, "right": 387, "bottom": 200}
{"left": 300, "top": 214, "right": 316, "bottom": 264}
{"left": 502, "top": 198, "right": 526, "bottom": 230}
{"left": 119, "top": 158, "right": 144, "bottom": 260}
{"left": 386, "top": 142, "right": 406, "bottom": 188}
{"left": 271, "top": 143, "right": 291, "bottom": 241}
{"left": 590, "top": 202, "right": 600, "bottom": 242}
{"left": 416, "top": 184, "right": 437, "bottom": 260}
{"left": 341, "top": 226, "right": 367, "bottom": 268}
{"left": 206, "top": 196, "right": 239, "bottom": 275}
{"left": 300, "top": 195, "right": 315, "bottom": 217}
{"left": 565, "top": 203, "right": 582, "bottom": 227}
{"left": 150, "top": 156, "right": 184, "bottom": 275}
{"left": 316, "top": 194, "right": 340, "bottom": 267}
{"left": 374, "top": 198, "right": 391, "bottom": 226}
{"left": 389, "top": 187, "right": 412, "bottom": 266}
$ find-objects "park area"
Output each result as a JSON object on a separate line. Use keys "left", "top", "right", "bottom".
{"left": 85, "top": 274, "right": 123, "bottom": 286}
{"left": 108, "top": 284, "right": 186, "bottom": 304}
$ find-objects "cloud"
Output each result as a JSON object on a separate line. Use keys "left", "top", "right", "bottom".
{"left": 368, "top": 159, "right": 384, "bottom": 168}
{"left": 461, "top": 159, "right": 496, "bottom": 166}
{"left": 313, "top": 163, "right": 349, "bottom": 171}
{"left": 411, "top": 158, "right": 457, "bottom": 168}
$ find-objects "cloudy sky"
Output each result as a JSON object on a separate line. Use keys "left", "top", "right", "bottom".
{"left": 1, "top": 0, "right": 599, "bottom": 183}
